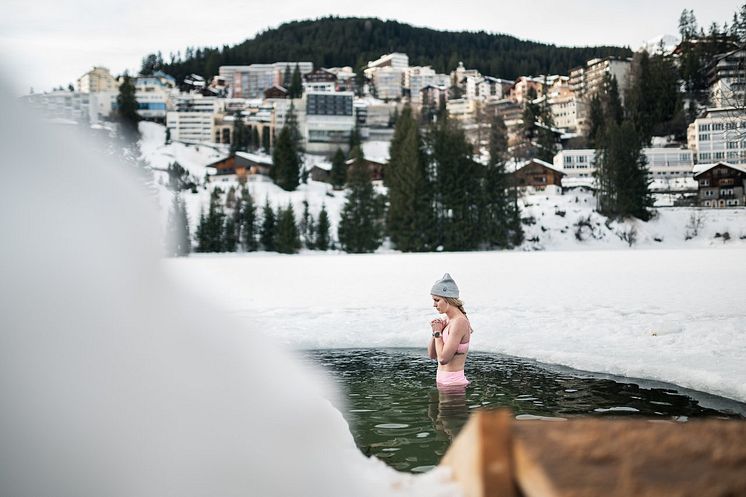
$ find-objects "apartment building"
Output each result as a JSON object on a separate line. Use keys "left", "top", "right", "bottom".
{"left": 326, "top": 67, "right": 357, "bottom": 92}
{"left": 370, "top": 67, "right": 404, "bottom": 100}
{"left": 21, "top": 91, "right": 94, "bottom": 123}
{"left": 366, "top": 53, "right": 409, "bottom": 71}
{"left": 689, "top": 108, "right": 746, "bottom": 165}
{"left": 541, "top": 76, "right": 579, "bottom": 132}
{"left": 405, "top": 66, "right": 449, "bottom": 103}
{"left": 134, "top": 76, "right": 173, "bottom": 120}
{"left": 167, "top": 95, "right": 219, "bottom": 143}
{"left": 708, "top": 47, "right": 746, "bottom": 108}
{"left": 554, "top": 147, "right": 694, "bottom": 178}
{"left": 569, "top": 57, "right": 631, "bottom": 132}
{"left": 304, "top": 91, "right": 355, "bottom": 154}
{"left": 509, "top": 76, "right": 547, "bottom": 104}
{"left": 77, "top": 66, "right": 118, "bottom": 93}
{"left": 224, "top": 63, "right": 313, "bottom": 99}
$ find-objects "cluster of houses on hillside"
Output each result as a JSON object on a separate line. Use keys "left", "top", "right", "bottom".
{"left": 20, "top": 42, "right": 746, "bottom": 209}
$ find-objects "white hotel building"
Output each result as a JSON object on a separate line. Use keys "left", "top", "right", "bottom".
{"left": 166, "top": 95, "right": 219, "bottom": 143}
{"left": 554, "top": 148, "right": 695, "bottom": 179}
{"left": 688, "top": 108, "right": 746, "bottom": 165}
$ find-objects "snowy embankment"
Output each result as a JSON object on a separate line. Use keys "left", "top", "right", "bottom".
{"left": 141, "top": 122, "right": 746, "bottom": 251}
{"left": 165, "top": 249, "right": 746, "bottom": 403}
{"left": 4, "top": 113, "right": 462, "bottom": 495}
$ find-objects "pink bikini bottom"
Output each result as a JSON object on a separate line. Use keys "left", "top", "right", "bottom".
{"left": 436, "top": 369, "right": 470, "bottom": 387}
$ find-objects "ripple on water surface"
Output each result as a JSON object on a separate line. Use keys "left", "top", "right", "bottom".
{"left": 303, "top": 348, "right": 745, "bottom": 473}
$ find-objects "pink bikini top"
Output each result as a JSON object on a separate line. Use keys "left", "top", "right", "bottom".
{"left": 442, "top": 317, "right": 472, "bottom": 354}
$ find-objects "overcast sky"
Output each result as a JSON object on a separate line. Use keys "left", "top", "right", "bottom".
{"left": 0, "top": 0, "right": 740, "bottom": 95}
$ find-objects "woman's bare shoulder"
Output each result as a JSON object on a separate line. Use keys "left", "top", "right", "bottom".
{"left": 449, "top": 316, "right": 470, "bottom": 332}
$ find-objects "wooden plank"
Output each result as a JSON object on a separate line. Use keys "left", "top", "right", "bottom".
{"left": 441, "top": 412, "right": 746, "bottom": 497}
{"left": 440, "top": 410, "right": 517, "bottom": 497}
{"left": 512, "top": 418, "right": 746, "bottom": 497}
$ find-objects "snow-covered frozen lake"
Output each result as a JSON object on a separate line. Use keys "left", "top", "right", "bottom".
{"left": 165, "top": 249, "right": 746, "bottom": 403}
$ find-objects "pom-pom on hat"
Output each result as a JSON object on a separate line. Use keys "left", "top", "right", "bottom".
{"left": 431, "top": 273, "right": 459, "bottom": 298}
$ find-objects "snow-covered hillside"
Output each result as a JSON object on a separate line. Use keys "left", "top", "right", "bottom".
{"left": 140, "top": 122, "right": 746, "bottom": 251}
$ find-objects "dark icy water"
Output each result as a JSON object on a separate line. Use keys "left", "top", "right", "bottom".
{"left": 303, "top": 348, "right": 746, "bottom": 473}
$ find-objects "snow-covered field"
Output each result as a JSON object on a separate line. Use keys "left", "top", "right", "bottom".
{"left": 165, "top": 249, "right": 746, "bottom": 403}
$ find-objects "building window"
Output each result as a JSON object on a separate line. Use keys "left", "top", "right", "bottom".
{"left": 699, "top": 152, "right": 711, "bottom": 161}
{"left": 565, "top": 156, "right": 572, "bottom": 164}
{"left": 714, "top": 152, "right": 725, "bottom": 160}
{"left": 698, "top": 123, "right": 711, "bottom": 131}
{"left": 699, "top": 134, "right": 710, "bottom": 141}
{"left": 712, "top": 123, "right": 724, "bottom": 131}
{"left": 727, "top": 141, "right": 738, "bottom": 149}
{"left": 726, "top": 123, "right": 736, "bottom": 130}
{"left": 704, "top": 189, "right": 715, "bottom": 197}
{"left": 700, "top": 179, "right": 710, "bottom": 186}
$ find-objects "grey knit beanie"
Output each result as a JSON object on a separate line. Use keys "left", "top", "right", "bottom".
{"left": 431, "top": 273, "right": 459, "bottom": 298}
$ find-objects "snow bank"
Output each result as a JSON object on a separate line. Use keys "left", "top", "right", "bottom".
{"left": 0, "top": 92, "right": 462, "bottom": 496}
{"left": 165, "top": 249, "right": 746, "bottom": 403}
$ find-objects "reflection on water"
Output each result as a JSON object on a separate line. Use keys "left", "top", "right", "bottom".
{"left": 304, "top": 348, "right": 745, "bottom": 473}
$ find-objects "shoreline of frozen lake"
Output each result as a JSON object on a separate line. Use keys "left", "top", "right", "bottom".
{"left": 164, "top": 248, "right": 746, "bottom": 403}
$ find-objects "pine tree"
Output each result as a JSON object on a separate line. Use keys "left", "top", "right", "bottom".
{"left": 271, "top": 125, "right": 300, "bottom": 191}
{"left": 595, "top": 121, "right": 653, "bottom": 221}
{"left": 240, "top": 188, "right": 258, "bottom": 251}
{"left": 165, "top": 194, "right": 191, "bottom": 256}
{"left": 481, "top": 114, "right": 521, "bottom": 248}
{"left": 430, "top": 117, "right": 482, "bottom": 251}
{"left": 223, "top": 217, "right": 238, "bottom": 252}
{"left": 348, "top": 126, "right": 362, "bottom": 153}
{"left": 261, "top": 127, "right": 271, "bottom": 153}
{"left": 231, "top": 113, "right": 247, "bottom": 153}
{"left": 338, "top": 148, "right": 384, "bottom": 253}
{"left": 251, "top": 127, "right": 260, "bottom": 151}
{"left": 260, "top": 199, "right": 276, "bottom": 251}
{"left": 330, "top": 148, "right": 347, "bottom": 189}
{"left": 283, "top": 64, "right": 292, "bottom": 88}
{"left": 117, "top": 73, "right": 140, "bottom": 141}
{"left": 274, "top": 203, "right": 302, "bottom": 254}
{"left": 315, "top": 204, "right": 331, "bottom": 251}
{"left": 605, "top": 74, "right": 624, "bottom": 126}
{"left": 290, "top": 63, "right": 303, "bottom": 98}
{"left": 385, "top": 106, "right": 435, "bottom": 251}
{"left": 536, "top": 106, "right": 557, "bottom": 163}
{"left": 196, "top": 189, "right": 226, "bottom": 252}
{"left": 587, "top": 95, "right": 606, "bottom": 149}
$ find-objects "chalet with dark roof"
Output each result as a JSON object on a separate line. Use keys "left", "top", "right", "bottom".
{"left": 511, "top": 158, "right": 565, "bottom": 193}
{"left": 205, "top": 152, "right": 273, "bottom": 181}
{"left": 692, "top": 161, "right": 746, "bottom": 208}
{"left": 264, "top": 85, "right": 288, "bottom": 99}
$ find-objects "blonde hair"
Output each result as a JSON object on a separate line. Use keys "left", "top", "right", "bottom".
{"left": 442, "top": 296, "right": 467, "bottom": 316}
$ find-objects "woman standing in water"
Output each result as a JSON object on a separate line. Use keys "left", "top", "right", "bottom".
{"left": 428, "top": 273, "right": 472, "bottom": 388}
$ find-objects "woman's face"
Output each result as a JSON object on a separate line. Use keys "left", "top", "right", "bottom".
{"left": 432, "top": 295, "right": 448, "bottom": 314}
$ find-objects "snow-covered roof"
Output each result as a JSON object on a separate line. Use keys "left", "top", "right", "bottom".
{"left": 649, "top": 177, "right": 698, "bottom": 192}
{"left": 235, "top": 151, "right": 273, "bottom": 165}
{"left": 362, "top": 141, "right": 390, "bottom": 163}
{"left": 561, "top": 177, "right": 596, "bottom": 189}
{"left": 692, "top": 161, "right": 746, "bottom": 177}
{"left": 513, "top": 158, "right": 565, "bottom": 175}
{"left": 312, "top": 161, "right": 332, "bottom": 171}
